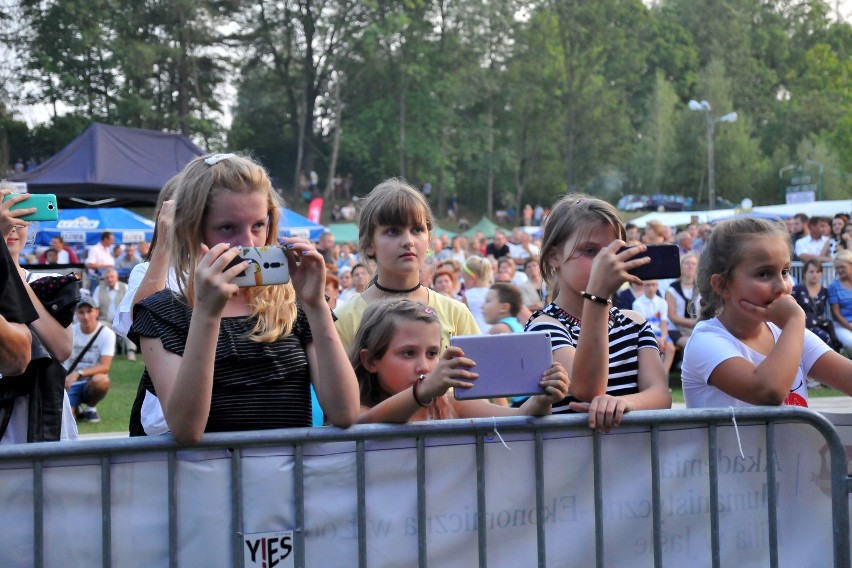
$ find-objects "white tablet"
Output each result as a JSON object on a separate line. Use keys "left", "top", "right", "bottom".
{"left": 450, "top": 331, "right": 553, "bottom": 400}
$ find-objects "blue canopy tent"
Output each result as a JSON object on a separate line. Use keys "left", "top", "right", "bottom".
{"left": 278, "top": 209, "right": 325, "bottom": 241}
{"left": 11, "top": 123, "right": 204, "bottom": 207}
{"left": 33, "top": 207, "right": 155, "bottom": 246}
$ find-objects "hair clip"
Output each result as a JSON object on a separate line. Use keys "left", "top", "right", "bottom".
{"left": 204, "top": 153, "right": 235, "bottom": 166}
{"left": 423, "top": 306, "right": 435, "bottom": 315}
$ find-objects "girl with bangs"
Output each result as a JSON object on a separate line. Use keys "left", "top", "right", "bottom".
{"left": 334, "top": 178, "right": 479, "bottom": 352}
{"left": 129, "top": 154, "right": 358, "bottom": 443}
{"left": 351, "top": 300, "right": 568, "bottom": 423}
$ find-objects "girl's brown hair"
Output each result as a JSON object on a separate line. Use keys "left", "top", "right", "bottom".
{"left": 349, "top": 299, "right": 455, "bottom": 420}
{"left": 696, "top": 217, "right": 790, "bottom": 320}
{"left": 357, "top": 178, "right": 435, "bottom": 263}
{"left": 538, "top": 194, "right": 625, "bottom": 290}
{"left": 170, "top": 153, "right": 296, "bottom": 342}
{"left": 802, "top": 258, "right": 823, "bottom": 273}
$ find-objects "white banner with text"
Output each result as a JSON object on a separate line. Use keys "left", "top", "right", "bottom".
{"left": 0, "top": 419, "right": 843, "bottom": 568}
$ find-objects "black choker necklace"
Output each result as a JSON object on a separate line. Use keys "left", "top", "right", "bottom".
{"left": 373, "top": 281, "right": 422, "bottom": 294}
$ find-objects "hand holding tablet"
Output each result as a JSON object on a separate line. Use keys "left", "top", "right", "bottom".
{"left": 450, "top": 331, "right": 555, "bottom": 400}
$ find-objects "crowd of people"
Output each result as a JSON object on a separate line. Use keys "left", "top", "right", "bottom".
{"left": 1, "top": 153, "right": 851, "bottom": 447}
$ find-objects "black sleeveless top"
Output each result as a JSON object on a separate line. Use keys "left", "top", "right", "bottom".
{"left": 130, "top": 290, "right": 314, "bottom": 432}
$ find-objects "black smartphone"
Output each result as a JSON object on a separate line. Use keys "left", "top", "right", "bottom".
{"left": 618, "top": 244, "right": 681, "bottom": 280}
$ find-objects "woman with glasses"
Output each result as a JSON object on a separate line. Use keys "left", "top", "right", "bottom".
{"left": 1, "top": 185, "right": 78, "bottom": 442}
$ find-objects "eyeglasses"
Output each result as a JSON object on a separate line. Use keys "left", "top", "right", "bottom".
{"left": 9, "top": 221, "right": 38, "bottom": 245}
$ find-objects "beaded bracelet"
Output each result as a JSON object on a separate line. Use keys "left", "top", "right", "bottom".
{"left": 581, "top": 291, "right": 612, "bottom": 305}
{"left": 412, "top": 374, "right": 433, "bottom": 407}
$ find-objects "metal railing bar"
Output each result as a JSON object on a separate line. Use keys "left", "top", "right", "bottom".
{"left": 0, "top": 409, "right": 842, "bottom": 461}
{"left": 651, "top": 425, "right": 662, "bottom": 568}
{"left": 417, "top": 437, "right": 427, "bottom": 568}
{"left": 294, "top": 444, "right": 305, "bottom": 568}
{"left": 34, "top": 460, "right": 43, "bottom": 568}
{"left": 167, "top": 451, "right": 177, "bottom": 568}
{"left": 356, "top": 440, "right": 367, "bottom": 568}
{"left": 101, "top": 455, "right": 111, "bottom": 568}
{"left": 766, "top": 423, "right": 779, "bottom": 568}
{"left": 708, "top": 424, "right": 720, "bottom": 568}
{"left": 231, "top": 448, "right": 244, "bottom": 568}
{"left": 534, "top": 430, "right": 546, "bottom": 568}
{"left": 476, "top": 433, "right": 487, "bottom": 568}
{"left": 593, "top": 431, "right": 603, "bottom": 568}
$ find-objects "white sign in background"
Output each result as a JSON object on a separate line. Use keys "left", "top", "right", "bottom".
{"left": 0, "top": 421, "right": 840, "bottom": 568}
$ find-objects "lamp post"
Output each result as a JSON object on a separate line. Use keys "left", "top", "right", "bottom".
{"left": 688, "top": 100, "right": 737, "bottom": 210}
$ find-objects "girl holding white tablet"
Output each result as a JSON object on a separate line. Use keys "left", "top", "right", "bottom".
{"left": 352, "top": 300, "right": 568, "bottom": 423}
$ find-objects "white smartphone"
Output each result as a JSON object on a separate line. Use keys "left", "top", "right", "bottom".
{"left": 228, "top": 245, "right": 290, "bottom": 287}
{"left": 451, "top": 331, "right": 553, "bottom": 400}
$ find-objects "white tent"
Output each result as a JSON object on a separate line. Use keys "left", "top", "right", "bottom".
{"left": 629, "top": 199, "right": 852, "bottom": 228}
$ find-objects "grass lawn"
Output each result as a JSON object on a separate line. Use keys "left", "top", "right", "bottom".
{"left": 75, "top": 357, "right": 145, "bottom": 435}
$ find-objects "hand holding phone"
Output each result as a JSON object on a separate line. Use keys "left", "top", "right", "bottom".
{"left": 2, "top": 193, "right": 59, "bottom": 222}
{"left": 617, "top": 244, "right": 681, "bottom": 280}
{"left": 226, "top": 245, "right": 290, "bottom": 287}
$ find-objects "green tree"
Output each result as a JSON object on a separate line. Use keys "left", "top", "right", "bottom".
{"left": 12, "top": 0, "right": 227, "bottom": 139}
{"left": 234, "top": 0, "right": 370, "bottom": 192}
{"left": 628, "top": 72, "right": 680, "bottom": 195}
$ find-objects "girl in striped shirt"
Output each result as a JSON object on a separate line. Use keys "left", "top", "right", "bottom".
{"left": 524, "top": 195, "right": 671, "bottom": 432}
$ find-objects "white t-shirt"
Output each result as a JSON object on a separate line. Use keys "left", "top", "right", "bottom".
{"left": 632, "top": 295, "right": 669, "bottom": 336}
{"left": 64, "top": 324, "right": 116, "bottom": 374}
{"left": 112, "top": 262, "right": 180, "bottom": 338}
{"left": 465, "top": 287, "right": 490, "bottom": 334}
{"left": 794, "top": 235, "right": 828, "bottom": 258}
{"left": 682, "top": 318, "right": 829, "bottom": 409}
{"left": 508, "top": 242, "right": 540, "bottom": 263}
{"left": 85, "top": 242, "right": 115, "bottom": 268}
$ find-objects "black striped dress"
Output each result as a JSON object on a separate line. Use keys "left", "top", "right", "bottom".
{"left": 524, "top": 303, "right": 659, "bottom": 413}
{"left": 129, "top": 290, "right": 313, "bottom": 431}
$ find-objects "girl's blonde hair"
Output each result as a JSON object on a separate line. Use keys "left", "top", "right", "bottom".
{"left": 357, "top": 178, "right": 435, "bottom": 263}
{"left": 350, "top": 299, "right": 455, "bottom": 420}
{"left": 170, "top": 153, "right": 297, "bottom": 342}
{"left": 463, "top": 255, "right": 493, "bottom": 286}
{"left": 696, "top": 217, "right": 790, "bottom": 320}
{"left": 538, "top": 194, "right": 625, "bottom": 290}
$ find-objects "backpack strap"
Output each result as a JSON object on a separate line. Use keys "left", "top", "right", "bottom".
{"left": 66, "top": 325, "right": 103, "bottom": 376}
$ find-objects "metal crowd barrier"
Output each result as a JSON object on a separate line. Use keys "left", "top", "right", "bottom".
{"left": 0, "top": 408, "right": 848, "bottom": 568}
{"left": 788, "top": 261, "right": 835, "bottom": 287}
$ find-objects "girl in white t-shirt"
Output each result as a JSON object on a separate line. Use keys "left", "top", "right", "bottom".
{"left": 682, "top": 217, "right": 852, "bottom": 408}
